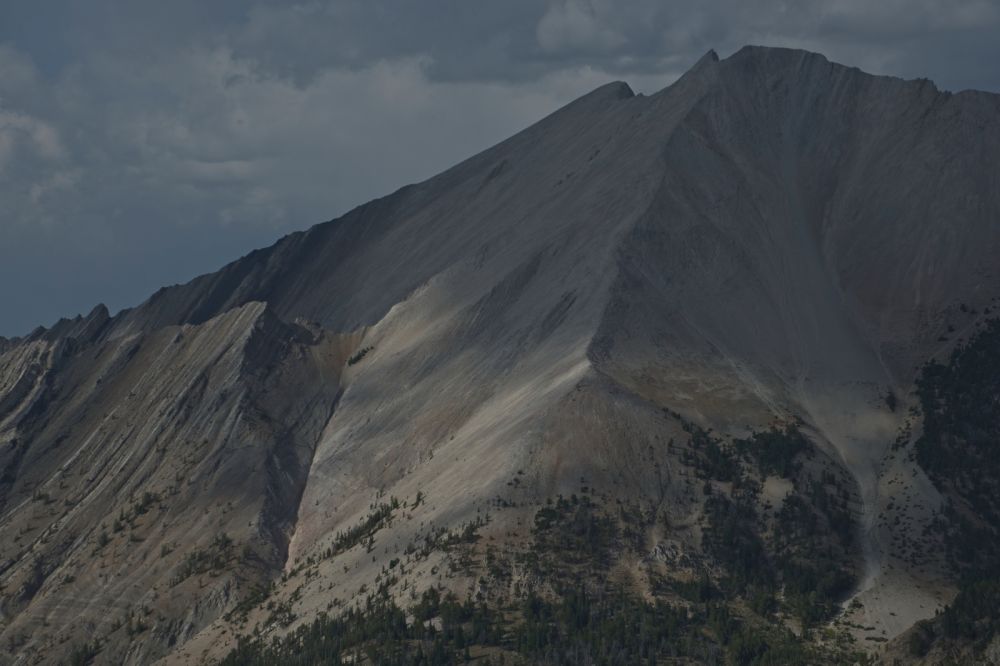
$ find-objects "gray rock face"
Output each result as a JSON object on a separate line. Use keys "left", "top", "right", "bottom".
{"left": 1, "top": 45, "right": 999, "bottom": 663}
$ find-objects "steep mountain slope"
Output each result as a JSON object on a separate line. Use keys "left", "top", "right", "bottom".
{"left": 0, "top": 304, "right": 354, "bottom": 663}
{"left": 1, "top": 46, "right": 999, "bottom": 664}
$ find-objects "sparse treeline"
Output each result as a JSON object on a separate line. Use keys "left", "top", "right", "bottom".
{"left": 684, "top": 419, "right": 857, "bottom": 628}
{"left": 909, "top": 318, "right": 1000, "bottom": 658}
{"left": 219, "top": 582, "right": 835, "bottom": 665}
{"left": 112, "top": 401, "right": 872, "bottom": 666}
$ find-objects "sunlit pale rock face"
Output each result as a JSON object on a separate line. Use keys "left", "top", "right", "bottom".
{"left": 1, "top": 46, "right": 998, "bottom": 664}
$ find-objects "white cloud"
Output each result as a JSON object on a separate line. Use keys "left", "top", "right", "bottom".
{"left": 820, "top": 0, "right": 1000, "bottom": 32}
{"left": 0, "top": 44, "right": 39, "bottom": 94}
{"left": 0, "top": 108, "right": 63, "bottom": 173}
{"left": 28, "top": 168, "right": 79, "bottom": 204}
{"left": 537, "top": 0, "right": 627, "bottom": 54}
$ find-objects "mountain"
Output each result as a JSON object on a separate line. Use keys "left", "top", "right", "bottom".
{"left": 2, "top": 45, "right": 1000, "bottom": 665}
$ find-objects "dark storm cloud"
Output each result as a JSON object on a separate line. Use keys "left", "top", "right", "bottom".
{"left": 1, "top": 1, "right": 998, "bottom": 336}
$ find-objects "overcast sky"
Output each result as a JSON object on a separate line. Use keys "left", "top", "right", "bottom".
{"left": 2, "top": 1, "right": 999, "bottom": 336}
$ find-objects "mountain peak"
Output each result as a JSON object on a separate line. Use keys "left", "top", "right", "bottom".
{"left": 582, "top": 80, "right": 635, "bottom": 102}
{"left": 728, "top": 43, "right": 829, "bottom": 61}
{"left": 687, "top": 48, "right": 720, "bottom": 75}
{"left": 717, "top": 44, "right": 839, "bottom": 82}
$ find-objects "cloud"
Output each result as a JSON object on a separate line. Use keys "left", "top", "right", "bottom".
{"left": 537, "top": 1, "right": 626, "bottom": 54}
{"left": 0, "top": 108, "right": 63, "bottom": 173}
{"left": 0, "top": 43, "right": 39, "bottom": 93}
{"left": 819, "top": 0, "right": 1000, "bottom": 32}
